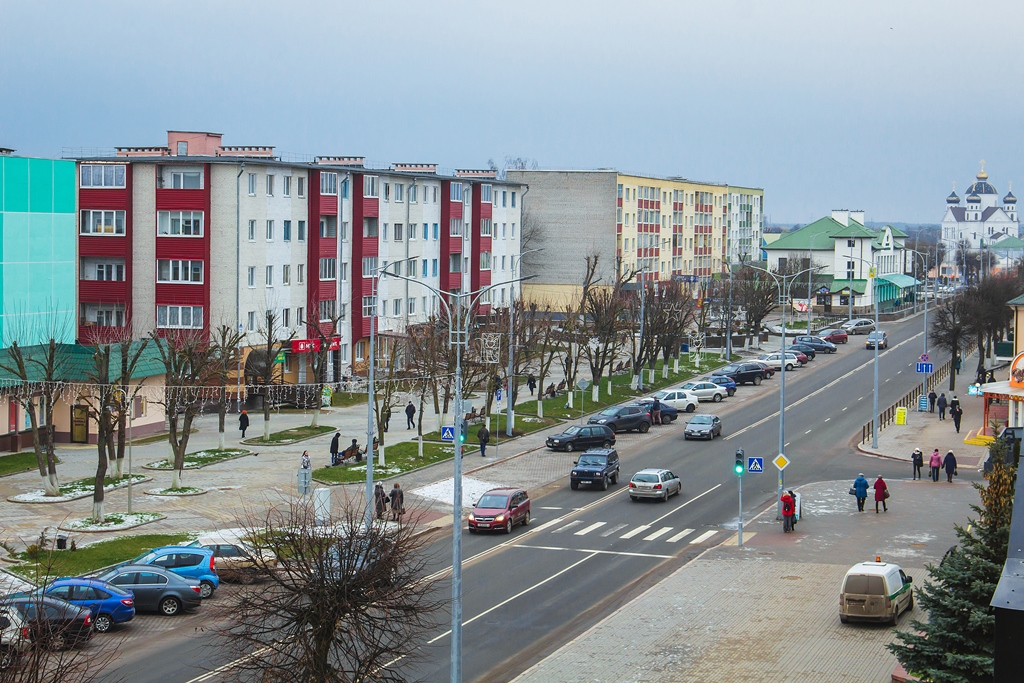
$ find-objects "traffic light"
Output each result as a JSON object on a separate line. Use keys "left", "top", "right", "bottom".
{"left": 459, "top": 419, "right": 467, "bottom": 443}
{"left": 734, "top": 449, "right": 744, "bottom": 476}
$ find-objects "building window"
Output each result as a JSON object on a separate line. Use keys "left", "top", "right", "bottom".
{"left": 81, "top": 304, "right": 125, "bottom": 327}
{"left": 382, "top": 223, "right": 389, "bottom": 242}
{"left": 340, "top": 262, "right": 348, "bottom": 281}
{"left": 394, "top": 223, "right": 403, "bottom": 241}
{"left": 245, "top": 173, "right": 257, "bottom": 195}
{"left": 298, "top": 177, "right": 306, "bottom": 197}
{"left": 247, "top": 267, "right": 255, "bottom": 287}
{"left": 320, "top": 217, "right": 337, "bottom": 238}
{"left": 157, "top": 211, "right": 203, "bottom": 236}
{"left": 283, "top": 176, "right": 292, "bottom": 197}
{"left": 247, "top": 311, "right": 256, "bottom": 331}
{"left": 297, "top": 264, "right": 304, "bottom": 283}
{"left": 248, "top": 220, "right": 256, "bottom": 241}
{"left": 282, "top": 308, "right": 291, "bottom": 328}
{"left": 340, "top": 221, "right": 348, "bottom": 241}
{"left": 266, "top": 174, "right": 274, "bottom": 196}
{"left": 422, "top": 259, "right": 428, "bottom": 278}
{"left": 80, "top": 164, "right": 126, "bottom": 188}
{"left": 395, "top": 183, "right": 404, "bottom": 202}
{"left": 392, "top": 298, "right": 401, "bottom": 316}
{"left": 512, "top": 222, "right": 516, "bottom": 237}
{"left": 502, "top": 223, "right": 507, "bottom": 239}
{"left": 320, "top": 172, "right": 338, "bottom": 196}
{"left": 482, "top": 184, "right": 492, "bottom": 203}
{"left": 449, "top": 253, "right": 462, "bottom": 273}
{"left": 480, "top": 251, "right": 492, "bottom": 270}
{"left": 480, "top": 218, "right": 492, "bottom": 236}
{"left": 450, "top": 183, "right": 463, "bottom": 202}
{"left": 266, "top": 266, "right": 273, "bottom": 286}
{"left": 409, "top": 185, "right": 417, "bottom": 203}
{"left": 502, "top": 191, "right": 507, "bottom": 207}
{"left": 362, "top": 296, "right": 374, "bottom": 318}
{"left": 450, "top": 218, "right": 463, "bottom": 237}
{"left": 846, "top": 261, "right": 855, "bottom": 280}
{"left": 157, "top": 259, "right": 203, "bottom": 283}
{"left": 423, "top": 223, "right": 429, "bottom": 240}
{"left": 432, "top": 223, "right": 439, "bottom": 240}
{"left": 298, "top": 220, "right": 306, "bottom": 241}
{"left": 341, "top": 177, "right": 349, "bottom": 199}
{"left": 363, "top": 217, "right": 378, "bottom": 238}
{"left": 383, "top": 182, "right": 390, "bottom": 202}
{"left": 91, "top": 262, "right": 125, "bottom": 281}
{"left": 157, "top": 305, "right": 203, "bottom": 329}
{"left": 355, "top": 341, "right": 366, "bottom": 361}
{"left": 169, "top": 171, "right": 201, "bottom": 189}
{"left": 319, "top": 299, "right": 336, "bottom": 322}
{"left": 296, "top": 307, "right": 304, "bottom": 326}
{"left": 501, "top": 255, "right": 507, "bottom": 271}
{"left": 511, "top": 191, "right": 516, "bottom": 208}
{"left": 80, "top": 210, "right": 125, "bottom": 235}
{"left": 283, "top": 220, "right": 292, "bottom": 241}
{"left": 282, "top": 265, "right": 291, "bottom": 285}
{"left": 362, "top": 257, "right": 378, "bottom": 277}
{"left": 364, "top": 175, "right": 379, "bottom": 198}
{"left": 432, "top": 259, "right": 438, "bottom": 277}
{"left": 266, "top": 220, "right": 274, "bottom": 241}
{"left": 320, "top": 258, "right": 337, "bottom": 280}
{"left": 407, "top": 297, "right": 416, "bottom": 315}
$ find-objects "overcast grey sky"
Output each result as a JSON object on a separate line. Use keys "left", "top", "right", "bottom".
{"left": 2, "top": 1, "right": 1022, "bottom": 223}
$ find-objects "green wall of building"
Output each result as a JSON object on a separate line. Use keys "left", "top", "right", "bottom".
{"left": 0, "top": 156, "right": 77, "bottom": 344}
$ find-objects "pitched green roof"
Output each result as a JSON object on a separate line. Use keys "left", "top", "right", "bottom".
{"left": 992, "top": 236, "right": 1024, "bottom": 251}
{"left": 830, "top": 221, "right": 876, "bottom": 239}
{"left": 887, "top": 225, "right": 909, "bottom": 238}
{"left": 764, "top": 217, "right": 845, "bottom": 251}
{"left": 879, "top": 273, "right": 918, "bottom": 289}
{"left": 829, "top": 279, "right": 867, "bottom": 294}
{"left": 1008, "top": 293, "right": 1024, "bottom": 306}
{"left": 0, "top": 342, "right": 165, "bottom": 383}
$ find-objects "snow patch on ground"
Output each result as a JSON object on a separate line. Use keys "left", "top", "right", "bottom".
{"left": 412, "top": 476, "right": 506, "bottom": 509}
{"left": 145, "top": 487, "right": 207, "bottom": 496}
{"left": 0, "top": 569, "right": 33, "bottom": 593}
{"left": 9, "top": 475, "right": 148, "bottom": 503}
{"left": 60, "top": 512, "right": 164, "bottom": 532}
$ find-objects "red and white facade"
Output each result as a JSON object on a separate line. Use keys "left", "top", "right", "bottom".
{"left": 74, "top": 131, "right": 524, "bottom": 378}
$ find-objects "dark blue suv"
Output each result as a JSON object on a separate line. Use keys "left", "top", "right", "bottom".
{"left": 570, "top": 448, "right": 620, "bottom": 491}
{"left": 40, "top": 577, "right": 135, "bottom": 633}
{"left": 129, "top": 546, "right": 219, "bottom": 598}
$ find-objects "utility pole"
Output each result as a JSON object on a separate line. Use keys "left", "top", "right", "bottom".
{"left": 726, "top": 262, "right": 733, "bottom": 360}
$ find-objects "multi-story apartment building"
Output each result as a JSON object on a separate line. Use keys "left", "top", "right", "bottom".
{"left": 726, "top": 185, "right": 764, "bottom": 264}
{"left": 73, "top": 131, "right": 523, "bottom": 381}
{"left": 506, "top": 170, "right": 763, "bottom": 305}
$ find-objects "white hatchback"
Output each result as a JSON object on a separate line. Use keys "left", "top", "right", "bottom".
{"left": 649, "top": 388, "right": 699, "bottom": 413}
{"left": 758, "top": 352, "right": 804, "bottom": 371}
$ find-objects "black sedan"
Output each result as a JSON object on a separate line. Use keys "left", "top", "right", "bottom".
{"left": 786, "top": 343, "right": 817, "bottom": 360}
{"left": 0, "top": 596, "right": 93, "bottom": 650}
{"left": 632, "top": 399, "right": 680, "bottom": 424}
{"left": 96, "top": 565, "right": 202, "bottom": 616}
{"left": 546, "top": 424, "right": 616, "bottom": 452}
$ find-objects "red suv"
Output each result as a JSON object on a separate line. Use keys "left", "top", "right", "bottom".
{"left": 468, "top": 488, "right": 531, "bottom": 534}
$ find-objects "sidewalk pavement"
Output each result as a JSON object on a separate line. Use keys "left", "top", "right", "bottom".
{"left": 857, "top": 353, "right": 989, "bottom": 471}
{"left": 512, "top": 478, "right": 973, "bottom": 683}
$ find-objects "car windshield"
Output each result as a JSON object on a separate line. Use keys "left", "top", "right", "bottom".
{"left": 577, "top": 455, "right": 606, "bottom": 466}
{"left": 476, "top": 494, "right": 509, "bottom": 509}
{"left": 598, "top": 408, "right": 619, "bottom": 416}
{"left": 868, "top": 332, "right": 883, "bottom": 339}
{"left": 652, "top": 390, "right": 670, "bottom": 399}
{"left": 632, "top": 473, "right": 659, "bottom": 483}
{"left": 563, "top": 426, "right": 582, "bottom": 435}
{"left": 720, "top": 365, "right": 740, "bottom": 373}
{"left": 133, "top": 551, "right": 158, "bottom": 564}
{"left": 689, "top": 415, "right": 713, "bottom": 425}
{"left": 681, "top": 383, "right": 697, "bottom": 390}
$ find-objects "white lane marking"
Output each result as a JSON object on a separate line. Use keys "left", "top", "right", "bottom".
{"left": 649, "top": 484, "right": 722, "bottom": 526}
{"left": 552, "top": 520, "right": 583, "bottom": 534}
{"left": 513, "top": 544, "right": 673, "bottom": 559}
{"left": 859, "top": 396, "right": 864, "bottom": 400}
{"left": 843, "top": 406, "right": 848, "bottom": 411}
{"left": 620, "top": 525, "right": 651, "bottom": 539}
{"left": 529, "top": 517, "right": 564, "bottom": 534}
{"left": 804, "top": 429, "right": 812, "bottom": 434}
{"left": 600, "top": 523, "right": 628, "bottom": 537}
{"left": 538, "top": 506, "right": 563, "bottom": 510}
{"left": 689, "top": 530, "right": 718, "bottom": 544}
{"left": 666, "top": 528, "right": 695, "bottom": 543}
{"left": 427, "top": 552, "right": 597, "bottom": 644}
{"left": 575, "top": 522, "right": 606, "bottom": 536}
{"left": 643, "top": 526, "right": 674, "bottom": 541}
{"left": 824, "top": 417, "right": 831, "bottom": 422}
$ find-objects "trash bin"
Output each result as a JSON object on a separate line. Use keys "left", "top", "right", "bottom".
{"left": 56, "top": 535, "right": 67, "bottom": 550}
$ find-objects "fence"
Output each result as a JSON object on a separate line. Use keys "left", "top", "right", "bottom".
{"left": 861, "top": 340, "right": 978, "bottom": 444}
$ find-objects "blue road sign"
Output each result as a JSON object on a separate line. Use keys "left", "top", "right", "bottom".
{"left": 747, "top": 457, "right": 764, "bottom": 473}
{"left": 916, "top": 362, "right": 934, "bottom": 374}
{"left": 440, "top": 426, "right": 455, "bottom": 443}
{"left": 496, "top": 388, "right": 502, "bottom": 402}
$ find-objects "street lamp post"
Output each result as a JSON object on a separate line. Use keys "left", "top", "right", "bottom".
{"left": 111, "top": 388, "right": 134, "bottom": 514}
{"left": 635, "top": 269, "right": 653, "bottom": 390}
{"left": 845, "top": 252, "right": 884, "bottom": 448}
{"left": 506, "top": 248, "right": 542, "bottom": 437}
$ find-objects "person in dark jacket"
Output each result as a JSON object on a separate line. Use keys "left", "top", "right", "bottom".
{"left": 853, "top": 473, "right": 869, "bottom": 512}
{"left": 383, "top": 407, "right": 392, "bottom": 432}
{"left": 911, "top": 449, "right": 923, "bottom": 480}
{"left": 652, "top": 398, "right": 662, "bottom": 425}
{"left": 405, "top": 401, "right": 416, "bottom": 430}
{"left": 527, "top": 374, "right": 537, "bottom": 396}
{"left": 955, "top": 355, "right": 961, "bottom": 375}
{"left": 873, "top": 475, "right": 888, "bottom": 513}
{"left": 780, "top": 491, "right": 796, "bottom": 531}
{"left": 477, "top": 425, "right": 490, "bottom": 457}
{"left": 329, "top": 432, "right": 341, "bottom": 465}
{"left": 943, "top": 451, "right": 958, "bottom": 483}
{"left": 239, "top": 410, "right": 250, "bottom": 438}
{"left": 936, "top": 393, "right": 948, "bottom": 420}
{"left": 927, "top": 390, "right": 937, "bottom": 412}
{"left": 949, "top": 395, "right": 961, "bottom": 413}
{"left": 951, "top": 404, "right": 963, "bottom": 433}
{"left": 374, "top": 482, "right": 388, "bottom": 519}
{"left": 388, "top": 483, "right": 404, "bottom": 521}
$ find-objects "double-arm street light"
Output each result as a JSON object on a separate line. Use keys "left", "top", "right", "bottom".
{"left": 844, "top": 252, "right": 885, "bottom": 448}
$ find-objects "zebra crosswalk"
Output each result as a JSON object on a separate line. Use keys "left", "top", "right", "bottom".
{"left": 535, "top": 518, "right": 721, "bottom": 546}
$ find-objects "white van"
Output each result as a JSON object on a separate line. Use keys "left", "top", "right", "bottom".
{"left": 839, "top": 560, "right": 913, "bottom": 624}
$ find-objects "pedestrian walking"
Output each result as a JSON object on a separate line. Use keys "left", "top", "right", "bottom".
{"left": 383, "top": 407, "right": 392, "bottom": 432}
{"left": 652, "top": 397, "right": 662, "bottom": 425}
{"left": 852, "top": 473, "right": 869, "bottom": 512}
{"left": 300, "top": 451, "right": 311, "bottom": 470}
{"left": 949, "top": 394, "right": 961, "bottom": 413}
{"left": 239, "top": 410, "right": 249, "bottom": 438}
{"left": 527, "top": 373, "right": 536, "bottom": 396}
{"left": 928, "top": 390, "right": 937, "bottom": 413}
{"left": 955, "top": 355, "right": 962, "bottom": 375}
{"left": 977, "top": 368, "right": 987, "bottom": 386}
{"left": 477, "top": 424, "right": 490, "bottom": 457}
{"left": 943, "top": 450, "right": 958, "bottom": 483}
{"left": 329, "top": 431, "right": 341, "bottom": 465}
{"left": 873, "top": 475, "right": 889, "bottom": 513}
{"left": 388, "top": 482, "right": 405, "bottom": 521}
{"left": 781, "top": 490, "right": 796, "bottom": 531}
{"left": 929, "top": 448, "right": 942, "bottom": 481}
{"left": 951, "top": 404, "right": 963, "bottom": 433}
{"left": 911, "top": 448, "right": 923, "bottom": 480}
{"left": 405, "top": 401, "right": 416, "bottom": 430}
{"left": 937, "top": 393, "right": 948, "bottom": 420}
{"left": 374, "top": 482, "right": 388, "bottom": 519}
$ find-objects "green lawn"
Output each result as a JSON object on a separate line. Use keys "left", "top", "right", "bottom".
{"left": 0, "top": 451, "right": 42, "bottom": 478}
{"left": 313, "top": 440, "right": 475, "bottom": 484}
{"left": 242, "top": 424, "right": 336, "bottom": 445}
{"left": 331, "top": 392, "right": 369, "bottom": 408}
{"left": 9, "top": 532, "right": 196, "bottom": 583}
{"left": 145, "top": 448, "right": 251, "bottom": 470}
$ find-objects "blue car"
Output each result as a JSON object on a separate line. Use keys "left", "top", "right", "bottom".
{"left": 702, "top": 374, "right": 737, "bottom": 396}
{"left": 129, "top": 546, "right": 219, "bottom": 598}
{"left": 40, "top": 577, "right": 135, "bottom": 633}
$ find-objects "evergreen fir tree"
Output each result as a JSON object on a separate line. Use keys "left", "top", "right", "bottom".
{"left": 888, "top": 460, "right": 1016, "bottom": 682}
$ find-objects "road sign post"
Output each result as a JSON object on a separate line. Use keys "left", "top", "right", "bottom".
{"left": 915, "top": 362, "right": 934, "bottom": 374}
{"left": 747, "top": 457, "right": 764, "bottom": 473}
{"left": 734, "top": 449, "right": 744, "bottom": 547}
{"left": 440, "top": 426, "right": 455, "bottom": 443}
{"left": 773, "top": 454, "right": 790, "bottom": 521}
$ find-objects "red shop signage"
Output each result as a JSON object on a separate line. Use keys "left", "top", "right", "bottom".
{"left": 291, "top": 337, "right": 341, "bottom": 354}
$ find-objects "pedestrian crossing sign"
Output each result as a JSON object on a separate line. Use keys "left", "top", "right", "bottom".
{"left": 773, "top": 454, "right": 790, "bottom": 471}
{"left": 440, "top": 426, "right": 455, "bottom": 443}
{"left": 747, "top": 457, "right": 764, "bottom": 473}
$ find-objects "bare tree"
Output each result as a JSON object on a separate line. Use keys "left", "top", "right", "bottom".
{"left": 210, "top": 324, "right": 245, "bottom": 450}
{"left": 406, "top": 314, "right": 456, "bottom": 428}
{"left": 735, "top": 266, "right": 778, "bottom": 348}
{"left": 215, "top": 498, "right": 443, "bottom": 683}
{"left": 247, "top": 310, "right": 297, "bottom": 441}
{"left": 303, "top": 297, "right": 346, "bottom": 428}
{"left": 649, "top": 280, "right": 696, "bottom": 374}
{"left": 579, "top": 256, "right": 628, "bottom": 401}
{"left": 529, "top": 304, "right": 560, "bottom": 418}
{"left": 152, "top": 330, "right": 218, "bottom": 489}
{"left": 931, "top": 294, "right": 971, "bottom": 391}
{"left": 109, "top": 334, "right": 150, "bottom": 478}
{"left": 372, "top": 336, "right": 408, "bottom": 458}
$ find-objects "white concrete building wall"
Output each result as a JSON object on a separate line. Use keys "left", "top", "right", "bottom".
{"left": 489, "top": 182, "right": 524, "bottom": 307}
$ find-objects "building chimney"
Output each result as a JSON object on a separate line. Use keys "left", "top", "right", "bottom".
{"left": 849, "top": 210, "right": 866, "bottom": 226}
{"left": 831, "top": 210, "right": 850, "bottom": 226}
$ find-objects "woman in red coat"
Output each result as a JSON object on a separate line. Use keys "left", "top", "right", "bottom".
{"left": 873, "top": 475, "right": 888, "bottom": 513}
{"left": 780, "top": 491, "right": 795, "bottom": 532}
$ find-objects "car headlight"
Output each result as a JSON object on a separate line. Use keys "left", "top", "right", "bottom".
{"left": 468, "top": 513, "right": 475, "bottom": 521}
{"left": 571, "top": 471, "right": 578, "bottom": 476}
{"left": 598, "top": 419, "right": 607, "bottom": 424}
{"left": 495, "top": 514, "right": 505, "bottom": 522}
{"left": 552, "top": 439, "right": 560, "bottom": 444}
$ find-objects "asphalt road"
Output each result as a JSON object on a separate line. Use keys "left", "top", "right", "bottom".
{"left": 96, "top": 313, "right": 957, "bottom": 683}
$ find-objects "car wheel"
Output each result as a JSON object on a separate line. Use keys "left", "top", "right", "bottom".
{"left": 200, "top": 581, "right": 215, "bottom": 599}
{"left": 753, "top": 375, "right": 762, "bottom": 385}
{"left": 606, "top": 423, "right": 617, "bottom": 432}
{"left": 686, "top": 404, "right": 696, "bottom": 413}
{"left": 49, "top": 633, "right": 68, "bottom": 651}
{"left": 638, "top": 421, "right": 650, "bottom": 433}
{"left": 239, "top": 569, "right": 257, "bottom": 585}
{"left": 727, "top": 389, "right": 736, "bottom": 396}
{"left": 522, "top": 511, "right": 530, "bottom": 526}
{"left": 160, "top": 596, "right": 182, "bottom": 616}
{"left": 890, "top": 606, "right": 900, "bottom": 625}
{"left": 570, "top": 480, "right": 579, "bottom": 490}
{"left": 661, "top": 491, "right": 669, "bottom": 502}
{"left": 630, "top": 495, "right": 638, "bottom": 501}
{"left": 840, "top": 615, "right": 849, "bottom": 624}
{"left": 504, "top": 519, "right": 513, "bottom": 534}
{"left": 908, "top": 594, "right": 914, "bottom": 611}
{"left": 785, "top": 364, "right": 794, "bottom": 371}
{"left": 468, "top": 527, "right": 477, "bottom": 534}
{"left": 600, "top": 476, "right": 608, "bottom": 491}
{"left": 712, "top": 393, "right": 723, "bottom": 403}
{"left": 610, "top": 471, "right": 618, "bottom": 484}
{"left": 0, "top": 646, "right": 16, "bottom": 670}
{"left": 662, "top": 415, "right": 674, "bottom": 424}
{"left": 93, "top": 613, "right": 113, "bottom": 634}
{"left": 564, "top": 442, "right": 573, "bottom": 453}
{"left": 602, "top": 440, "right": 612, "bottom": 448}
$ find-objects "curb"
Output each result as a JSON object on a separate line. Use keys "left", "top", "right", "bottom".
{"left": 241, "top": 426, "right": 337, "bottom": 447}
{"left": 6, "top": 476, "right": 153, "bottom": 504}
{"left": 142, "top": 450, "right": 255, "bottom": 471}
{"left": 57, "top": 513, "right": 168, "bottom": 534}
{"left": 144, "top": 488, "right": 209, "bottom": 497}
{"left": 854, "top": 440, "right": 910, "bottom": 463}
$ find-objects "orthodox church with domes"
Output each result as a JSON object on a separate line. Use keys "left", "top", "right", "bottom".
{"left": 940, "top": 162, "right": 1019, "bottom": 256}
